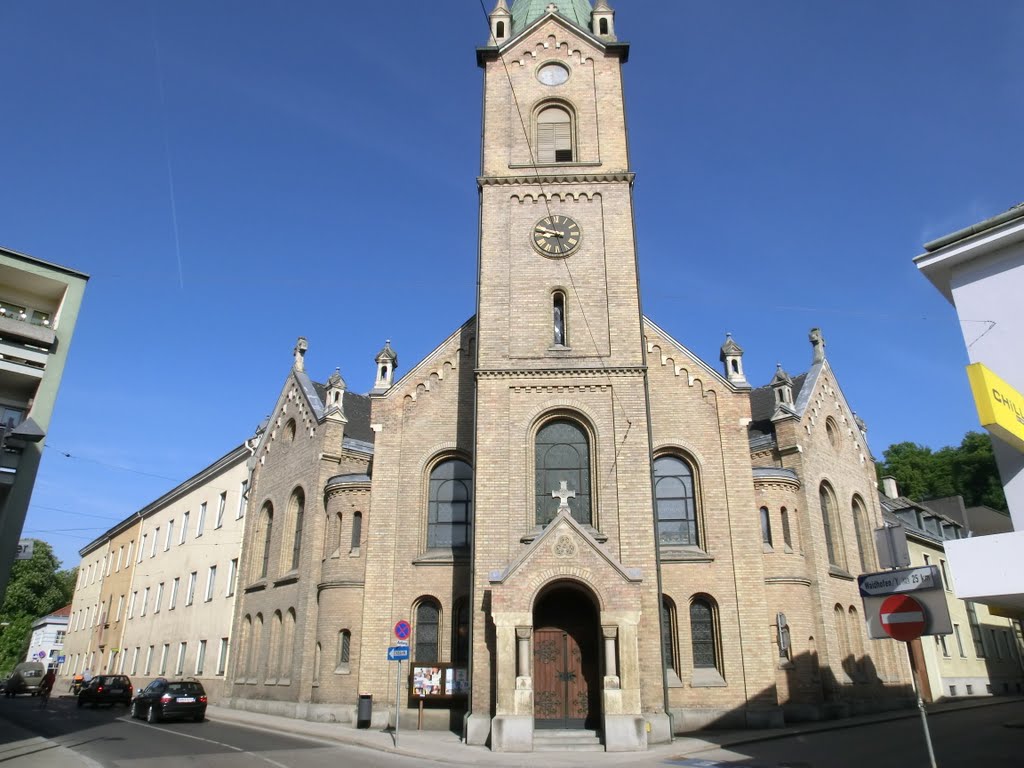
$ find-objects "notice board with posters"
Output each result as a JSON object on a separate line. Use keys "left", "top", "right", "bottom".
{"left": 409, "top": 663, "right": 468, "bottom": 699}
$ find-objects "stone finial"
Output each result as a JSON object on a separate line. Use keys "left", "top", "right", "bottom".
{"left": 293, "top": 337, "right": 308, "bottom": 372}
{"left": 545, "top": 3, "right": 559, "bottom": 13}
{"left": 719, "top": 333, "right": 748, "bottom": 387}
{"left": 810, "top": 327, "right": 826, "bottom": 364}
{"left": 373, "top": 340, "right": 398, "bottom": 392}
{"left": 853, "top": 411, "right": 867, "bottom": 434}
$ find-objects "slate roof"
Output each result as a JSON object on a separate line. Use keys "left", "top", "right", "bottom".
{"left": 305, "top": 379, "right": 373, "bottom": 444}
{"left": 747, "top": 372, "right": 808, "bottom": 440}
{"left": 511, "top": 0, "right": 593, "bottom": 35}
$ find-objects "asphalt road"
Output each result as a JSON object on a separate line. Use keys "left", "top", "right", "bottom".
{"left": 0, "top": 695, "right": 415, "bottom": 768}
{"left": 672, "top": 700, "right": 1024, "bottom": 768}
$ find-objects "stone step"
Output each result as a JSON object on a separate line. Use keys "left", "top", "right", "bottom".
{"left": 534, "top": 729, "right": 604, "bottom": 752}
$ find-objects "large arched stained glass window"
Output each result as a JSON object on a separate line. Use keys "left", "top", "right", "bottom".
{"left": 690, "top": 597, "right": 718, "bottom": 670}
{"left": 414, "top": 599, "right": 440, "bottom": 663}
{"left": 428, "top": 459, "right": 472, "bottom": 550}
{"left": 820, "top": 483, "right": 845, "bottom": 568}
{"left": 535, "top": 419, "right": 591, "bottom": 526}
{"left": 654, "top": 455, "right": 698, "bottom": 546}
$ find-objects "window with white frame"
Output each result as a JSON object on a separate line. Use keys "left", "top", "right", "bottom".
{"left": 145, "top": 646, "right": 153, "bottom": 675}
{"left": 181, "top": 511, "right": 189, "bottom": 543}
{"left": 140, "top": 588, "right": 149, "bottom": 617}
{"left": 205, "top": 565, "right": 217, "bottom": 602}
{"left": 216, "top": 492, "right": 226, "bottom": 529}
{"left": 160, "top": 643, "right": 169, "bottom": 675}
{"left": 217, "top": 637, "right": 229, "bottom": 675}
{"left": 165, "top": 520, "right": 174, "bottom": 551}
{"left": 154, "top": 582, "right": 164, "bottom": 613}
{"left": 197, "top": 502, "right": 207, "bottom": 536}
{"left": 226, "top": 558, "right": 237, "bottom": 597}
{"left": 169, "top": 577, "right": 179, "bottom": 610}
{"left": 186, "top": 571, "right": 197, "bottom": 606}
{"left": 176, "top": 642, "right": 187, "bottom": 675}
{"left": 150, "top": 529, "right": 159, "bottom": 557}
{"left": 127, "top": 592, "right": 136, "bottom": 619}
{"left": 237, "top": 480, "right": 248, "bottom": 519}
{"left": 116, "top": 546, "right": 123, "bottom": 572}
{"left": 115, "top": 594, "right": 124, "bottom": 621}
{"left": 196, "top": 639, "right": 206, "bottom": 675}
{"left": 131, "top": 647, "right": 139, "bottom": 675}
{"left": 126, "top": 540, "right": 133, "bottom": 564}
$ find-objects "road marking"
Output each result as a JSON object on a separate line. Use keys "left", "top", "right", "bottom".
{"left": 119, "top": 717, "right": 290, "bottom": 768}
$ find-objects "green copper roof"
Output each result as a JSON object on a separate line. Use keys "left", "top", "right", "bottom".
{"left": 510, "top": 0, "right": 593, "bottom": 35}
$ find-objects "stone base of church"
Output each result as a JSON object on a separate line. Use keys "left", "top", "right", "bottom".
{"left": 603, "top": 715, "right": 648, "bottom": 751}
{"left": 490, "top": 714, "right": 534, "bottom": 752}
{"left": 671, "top": 705, "right": 784, "bottom": 733}
{"left": 644, "top": 712, "right": 673, "bottom": 745}
{"left": 465, "top": 712, "right": 494, "bottom": 747}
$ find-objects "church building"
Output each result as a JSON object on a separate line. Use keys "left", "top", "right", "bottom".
{"left": 226, "top": 2, "right": 911, "bottom": 752}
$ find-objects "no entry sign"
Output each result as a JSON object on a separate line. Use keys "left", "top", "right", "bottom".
{"left": 879, "top": 594, "right": 927, "bottom": 641}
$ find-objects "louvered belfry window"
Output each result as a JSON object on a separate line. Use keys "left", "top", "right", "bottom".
{"left": 537, "top": 106, "right": 572, "bottom": 163}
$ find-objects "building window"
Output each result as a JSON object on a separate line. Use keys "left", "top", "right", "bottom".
{"left": 825, "top": 417, "right": 839, "bottom": 447}
{"left": 237, "top": 480, "right": 248, "bottom": 519}
{"left": 165, "top": 520, "right": 174, "bottom": 551}
{"left": 820, "top": 482, "right": 846, "bottom": 569}
{"left": 205, "top": 565, "right": 217, "bottom": 602}
{"left": 154, "top": 583, "right": 164, "bottom": 613}
{"left": 176, "top": 642, "right": 187, "bottom": 675}
{"left": 282, "top": 609, "right": 296, "bottom": 682}
{"left": 181, "top": 511, "right": 189, "bottom": 543}
{"left": 535, "top": 418, "right": 591, "bottom": 526}
{"left": 150, "top": 529, "right": 159, "bottom": 557}
{"left": 159, "top": 644, "right": 169, "bottom": 675}
{"left": 268, "top": 611, "right": 283, "bottom": 680}
{"left": 337, "top": 629, "right": 352, "bottom": 672}
{"left": 196, "top": 639, "right": 206, "bottom": 675}
{"left": 414, "top": 599, "right": 440, "bottom": 662}
{"left": 780, "top": 506, "right": 793, "bottom": 549}
{"left": 128, "top": 592, "right": 136, "bottom": 620}
{"left": 197, "top": 502, "right": 207, "bottom": 537}
{"left": 140, "top": 588, "right": 149, "bottom": 617}
{"left": 238, "top": 616, "right": 252, "bottom": 678}
{"left": 186, "top": 571, "right": 197, "bottom": 606}
{"left": 690, "top": 597, "right": 719, "bottom": 674}
{"left": 536, "top": 104, "right": 573, "bottom": 163}
{"left": 288, "top": 488, "right": 305, "bottom": 571}
{"left": 954, "top": 624, "right": 966, "bottom": 657}
{"left": 427, "top": 458, "right": 472, "bottom": 550}
{"left": 940, "top": 560, "right": 951, "bottom": 591}
{"left": 226, "top": 558, "right": 238, "bottom": 597}
{"left": 215, "top": 492, "right": 226, "bottom": 529}
{"left": 217, "top": 637, "right": 229, "bottom": 676}
{"left": 115, "top": 595, "right": 124, "bottom": 622}
{"left": 351, "top": 512, "right": 362, "bottom": 554}
{"left": 145, "top": 646, "right": 154, "bottom": 676}
{"left": 552, "top": 290, "right": 567, "bottom": 346}
{"left": 852, "top": 495, "right": 872, "bottom": 572}
{"left": 257, "top": 503, "right": 274, "bottom": 579}
{"left": 967, "top": 602, "right": 985, "bottom": 657}
{"left": 169, "top": 577, "right": 179, "bottom": 610}
{"left": 131, "top": 648, "right": 139, "bottom": 675}
{"left": 760, "top": 506, "right": 773, "bottom": 547}
{"left": 653, "top": 455, "right": 699, "bottom": 547}
{"left": 661, "top": 596, "right": 679, "bottom": 678}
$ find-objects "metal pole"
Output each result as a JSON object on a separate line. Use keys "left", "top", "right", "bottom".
{"left": 905, "top": 642, "right": 938, "bottom": 768}
{"left": 393, "top": 663, "right": 401, "bottom": 745}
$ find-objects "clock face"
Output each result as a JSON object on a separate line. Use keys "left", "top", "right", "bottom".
{"left": 532, "top": 215, "right": 582, "bottom": 257}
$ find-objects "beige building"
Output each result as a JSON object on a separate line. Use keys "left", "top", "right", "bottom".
{"left": 62, "top": 442, "right": 253, "bottom": 699}
{"left": 224, "top": 2, "right": 912, "bottom": 753}
{"left": 880, "top": 486, "right": 1024, "bottom": 702}
{"left": 0, "top": 245, "right": 88, "bottom": 600}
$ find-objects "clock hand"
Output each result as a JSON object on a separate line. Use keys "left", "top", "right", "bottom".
{"left": 535, "top": 227, "right": 563, "bottom": 237}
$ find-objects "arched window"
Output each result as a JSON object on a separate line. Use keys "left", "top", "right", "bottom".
{"left": 819, "top": 483, "right": 845, "bottom": 568}
{"left": 690, "top": 597, "right": 719, "bottom": 672}
{"left": 552, "top": 290, "right": 567, "bottom": 346}
{"left": 452, "top": 599, "right": 469, "bottom": 666}
{"left": 848, "top": 606, "right": 864, "bottom": 680}
{"left": 414, "top": 599, "right": 441, "bottom": 662}
{"left": 535, "top": 419, "right": 591, "bottom": 526}
{"left": 282, "top": 608, "right": 296, "bottom": 682}
{"left": 496, "top": 20, "right": 505, "bottom": 38}
{"left": 337, "top": 629, "right": 351, "bottom": 672}
{"left": 335, "top": 512, "right": 343, "bottom": 555}
{"left": 780, "top": 506, "right": 793, "bottom": 549}
{"left": 661, "top": 596, "right": 679, "bottom": 678}
{"left": 653, "top": 455, "right": 699, "bottom": 547}
{"left": 599, "top": 18, "right": 609, "bottom": 34}
{"left": 851, "top": 495, "right": 872, "bottom": 572}
{"left": 239, "top": 614, "right": 252, "bottom": 679}
{"left": 284, "top": 419, "right": 296, "bottom": 441}
{"left": 351, "top": 512, "right": 362, "bottom": 554}
{"left": 760, "top": 506, "right": 773, "bottom": 546}
{"left": 257, "top": 503, "right": 274, "bottom": 579}
{"left": 288, "top": 488, "right": 305, "bottom": 571}
{"left": 428, "top": 459, "right": 472, "bottom": 549}
{"left": 252, "top": 613, "right": 264, "bottom": 678}
{"left": 537, "top": 105, "right": 573, "bottom": 163}
{"left": 268, "top": 610, "right": 283, "bottom": 681}
{"left": 834, "top": 604, "right": 851, "bottom": 680}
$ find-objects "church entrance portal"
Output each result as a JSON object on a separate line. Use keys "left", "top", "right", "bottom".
{"left": 532, "top": 583, "right": 600, "bottom": 730}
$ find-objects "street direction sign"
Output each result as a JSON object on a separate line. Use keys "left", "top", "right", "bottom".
{"left": 879, "top": 594, "right": 927, "bottom": 641}
{"left": 858, "top": 565, "right": 939, "bottom": 597}
{"left": 394, "top": 620, "right": 411, "bottom": 640}
{"left": 387, "top": 645, "right": 410, "bottom": 661}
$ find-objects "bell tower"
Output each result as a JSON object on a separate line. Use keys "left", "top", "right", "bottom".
{"left": 470, "top": 1, "right": 669, "bottom": 750}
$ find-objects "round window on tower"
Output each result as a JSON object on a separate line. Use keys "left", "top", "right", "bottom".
{"left": 537, "top": 62, "right": 570, "bottom": 86}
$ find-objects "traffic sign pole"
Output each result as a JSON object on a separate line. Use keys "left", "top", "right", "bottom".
{"left": 906, "top": 642, "right": 938, "bottom": 768}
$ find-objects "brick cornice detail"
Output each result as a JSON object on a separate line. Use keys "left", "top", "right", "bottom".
{"left": 478, "top": 172, "right": 634, "bottom": 187}
{"left": 477, "top": 366, "right": 645, "bottom": 379}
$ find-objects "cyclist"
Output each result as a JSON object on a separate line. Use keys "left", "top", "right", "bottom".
{"left": 39, "top": 669, "right": 55, "bottom": 707}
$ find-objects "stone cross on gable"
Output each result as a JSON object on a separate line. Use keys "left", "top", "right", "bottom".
{"left": 551, "top": 481, "right": 576, "bottom": 512}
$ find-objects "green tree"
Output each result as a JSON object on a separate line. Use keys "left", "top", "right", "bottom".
{"left": 0, "top": 541, "right": 75, "bottom": 675}
{"left": 878, "top": 431, "right": 1007, "bottom": 513}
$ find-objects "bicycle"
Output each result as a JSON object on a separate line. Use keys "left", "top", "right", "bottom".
{"left": 38, "top": 685, "right": 51, "bottom": 708}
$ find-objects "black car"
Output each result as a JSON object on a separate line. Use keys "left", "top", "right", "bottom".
{"left": 129, "top": 679, "right": 207, "bottom": 723}
{"left": 77, "top": 675, "right": 133, "bottom": 707}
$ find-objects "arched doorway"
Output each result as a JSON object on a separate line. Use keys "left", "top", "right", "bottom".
{"left": 532, "top": 582, "right": 600, "bottom": 730}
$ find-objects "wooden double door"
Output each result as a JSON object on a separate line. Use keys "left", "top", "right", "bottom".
{"left": 533, "top": 625, "right": 599, "bottom": 729}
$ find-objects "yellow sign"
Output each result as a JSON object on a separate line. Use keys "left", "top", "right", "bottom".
{"left": 967, "top": 363, "right": 1024, "bottom": 452}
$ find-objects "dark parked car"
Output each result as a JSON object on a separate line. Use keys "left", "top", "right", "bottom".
{"left": 4, "top": 662, "right": 45, "bottom": 697}
{"left": 77, "top": 675, "right": 133, "bottom": 707}
{"left": 129, "top": 679, "right": 207, "bottom": 723}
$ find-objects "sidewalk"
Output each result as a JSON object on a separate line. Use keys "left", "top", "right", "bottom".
{"left": 0, "top": 716, "right": 100, "bottom": 768}
{"left": 206, "top": 695, "right": 1024, "bottom": 766}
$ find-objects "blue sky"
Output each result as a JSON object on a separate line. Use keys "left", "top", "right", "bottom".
{"left": 3, "top": 1, "right": 1022, "bottom": 570}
